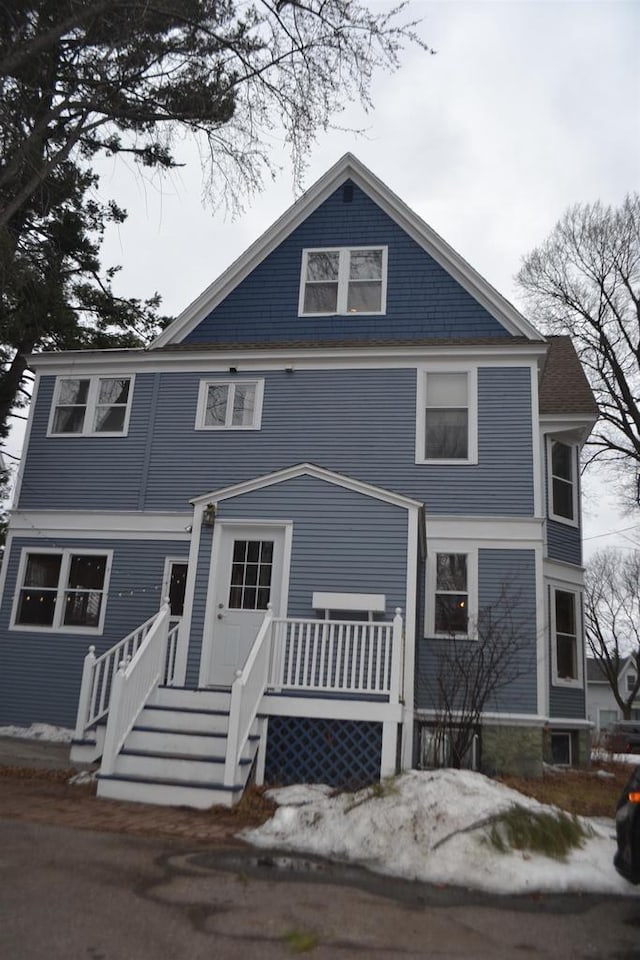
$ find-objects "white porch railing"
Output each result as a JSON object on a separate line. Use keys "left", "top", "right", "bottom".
{"left": 74, "top": 605, "right": 180, "bottom": 741}
{"left": 223, "top": 604, "right": 274, "bottom": 788}
{"left": 268, "top": 608, "right": 404, "bottom": 700}
{"left": 100, "top": 603, "right": 175, "bottom": 776}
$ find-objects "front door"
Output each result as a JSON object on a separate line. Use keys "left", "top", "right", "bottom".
{"left": 208, "top": 524, "right": 287, "bottom": 686}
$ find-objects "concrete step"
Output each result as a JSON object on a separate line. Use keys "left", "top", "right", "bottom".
{"left": 96, "top": 774, "right": 242, "bottom": 809}
{"left": 139, "top": 704, "right": 229, "bottom": 735}
{"left": 154, "top": 686, "right": 231, "bottom": 712}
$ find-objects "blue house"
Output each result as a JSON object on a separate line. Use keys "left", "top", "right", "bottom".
{"left": 0, "top": 155, "right": 598, "bottom": 806}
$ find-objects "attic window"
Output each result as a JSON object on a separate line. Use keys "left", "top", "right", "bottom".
{"left": 299, "top": 247, "right": 387, "bottom": 316}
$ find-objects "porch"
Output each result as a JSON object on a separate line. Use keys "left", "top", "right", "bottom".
{"left": 71, "top": 603, "right": 405, "bottom": 808}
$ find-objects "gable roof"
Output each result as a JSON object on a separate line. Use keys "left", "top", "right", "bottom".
{"left": 539, "top": 336, "right": 599, "bottom": 418}
{"left": 153, "top": 154, "right": 544, "bottom": 348}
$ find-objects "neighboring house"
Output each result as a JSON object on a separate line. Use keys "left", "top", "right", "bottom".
{"left": 0, "top": 155, "right": 598, "bottom": 807}
{"left": 587, "top": 657, "right": 640, "bottom": 732}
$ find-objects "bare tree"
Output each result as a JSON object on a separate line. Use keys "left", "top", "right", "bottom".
{"left": 585, "top": 548, "right": 640, "bottom": 719}
{"left": 425, "top": 585, "right": 530, "bottom": 770}
{"left": 517, "top": 195, "right": 640, "bottom": 506}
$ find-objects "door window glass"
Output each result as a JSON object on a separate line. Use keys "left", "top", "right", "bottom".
{"left": 228, "top": 540, "right": 273, "bottom": 610}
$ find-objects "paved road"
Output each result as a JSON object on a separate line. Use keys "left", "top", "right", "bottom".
{"left": 1, "top": 819, "right": 639, "bottom": 959}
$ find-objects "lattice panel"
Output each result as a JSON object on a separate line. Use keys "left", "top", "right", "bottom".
{"left": 264, "top": 716, "right": 383, "bottom": 788}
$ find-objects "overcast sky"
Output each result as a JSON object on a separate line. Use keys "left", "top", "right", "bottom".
{"left": 10, "top": 0, "right": 640, "bottom": 550}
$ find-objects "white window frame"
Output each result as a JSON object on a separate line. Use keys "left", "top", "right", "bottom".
{"left": 47, "top": 375, "right": 135, "bottom": 437}
{"left": 547, "top": 438, "right": 578, "bottom": 526}
{"left": 10, "top": 547, "right": 112, "bottom": 634}
{"left": 550, "top": 584, "right": 583, "bottom": 688}
{"left": 298, "top": 246, "right": 388, "bottom": 317}
{"left": 195, "top": 379, "right": 264, "bottom": 431}
{"left": 416, "top": 367, "right": 478, "bottom": 465}
{"left": 426, "top": 544, "right": 478, "bottom": 639}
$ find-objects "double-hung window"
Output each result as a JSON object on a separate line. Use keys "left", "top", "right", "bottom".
{"left": 552, "top": 587, "right": 581, "bottom": 685}
{"left": 428, "top": 547, "right": 477, "bottom": 637}
{"left": 12, "top": 549, "right": 111, "bottom": 632}
{"left": 549, "top": 440, "right": 577, "bottom": 523}
{"left": 417, "top": 369, "right": 477, "bottom": 464}
{"left": 49, "top": 376, "right": 133, "bottom": 436}
{"left": 195, "top": 379, "right": 264, "bottom": 430}
{"left": 299, "top": 247, "right": 387, "bottom": 315}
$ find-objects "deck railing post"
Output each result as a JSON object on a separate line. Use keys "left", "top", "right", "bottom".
{"left": 389, "top": 608, "right": 404, "bottom": 703}
{"left": 100, "top": 661, "right": 126, "bottom": 776}
{"left": 73, "top": 645, "right": 96, "bottom": 739}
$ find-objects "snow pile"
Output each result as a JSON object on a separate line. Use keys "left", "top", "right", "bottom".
{"left": 244, "top": 769, "right": 638, "bottom": 896}
{"left": 0, "top": 723, "right": 73, "bottom": 743}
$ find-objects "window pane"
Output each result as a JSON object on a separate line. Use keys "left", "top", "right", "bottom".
{"left": 425, "top": 409, "right": 468, "bottom": 459}
{"left": 63, "top": 591, "right": 102, "bottom": 627}
{"left": 261, "top": 541, "right": 273, "bottom": 563}
{"left": 168, "top": 563, "right": 188, "bottom": 617}
{"left": 98, "top": 378, "right": 129, "bottom": 405}
{"left": 94, "top": 405, "right": 126, "bottom": 432}
{"left": 557, "top": 634, "right": 577, "bottom": 679}
{"left": 53, "top": 406, "right": 86, "bottom": 434}
{"left": 230, "top": 385, "right": 255, "bottom": 426}
{"left": 67, "top": 555, "right": 106, "bottom": 590}
{"left": 435, "top": 594, "right": 468, "bottom": 634}
{"left": 349, "top": 250, "right": 382, "bottom": 280}
{"left": 245, "top": 563, "right": 259, "bottom": 587}
{"left": 436, "top": 554, "right": 467, "bottom": 591}
{"left": 205, "top": 384, "right": 229, "bottom": 426}
{"left": 426, "top": 373, "right": 468, "bottom": 406}
{"left": 552, "top": 442, "right": 573, "bottom": 481}
{"left": 58, "top": 379, "right": 89, "bottom": 404}
{"left": 347, "top": 281, "right": 381, "bottom": 312}
{"left": 17, "top": 589, "right": 57, "bottom": 626}
{"left": 552, "top": 477, "right": 574, "bottom": 520}
{"left": 303, "top": 283, "right": 338, "bottom": 313}
{"left": 24, "top": 554, "right": 61, "bottom": 588}
{"left": 306, "top": 252, "right": 339, "bottom": 281}
{"left": 555, "top": 591, "right": 576, "bottom": 636}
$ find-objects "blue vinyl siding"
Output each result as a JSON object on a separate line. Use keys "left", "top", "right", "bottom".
{"left": 415, "top": 549, "right": 538, "bottom": 715}
{"left": 185, "top": 475, "right": 409, "bottom": 683}
{"left": 547, "top": 520, "right": 582, "bottom": 565}
{"left": 21, "top": 366, "right": 534, "bottom": 518}
{"left": 183, "top": 183, "right": 510, "bottom": 344}
{"left": 0, "top": 537, "right": 187, "bottom": 727}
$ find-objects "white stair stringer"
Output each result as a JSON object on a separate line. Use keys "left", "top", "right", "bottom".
{"left": 96, "top": 687, "right": 261, "bottom": 809}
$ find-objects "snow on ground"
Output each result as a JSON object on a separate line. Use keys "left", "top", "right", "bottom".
{"left": 0, "top": 723, "right": 73, "bottom": 743}
{"left": 244, "top": 769, "right": 640, "bottom": 897}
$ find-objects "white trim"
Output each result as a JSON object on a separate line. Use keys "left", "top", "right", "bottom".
{"left": 46, "top": 373, "right": 135, "bottom": 438}
{"left": 0, "top": 530, "right": 14, "bottom": 614}
{"left": 151, "top": 154, "right": 543, "bottom": 347}
{"left": 173, "top": 506, "right": 205, "bottom": 684}
{"left": 27, "top": 342, "right": 549, "bottom": 375}
{"left": 161, "top": 555, "right": 189, "bottom": 615}
{"left": 260, "top": 692, "right": 403, "bottom": 723}
{"left": 548, "top": 580, "right": 583, "bottom": 689}
{"left": 424, "top": 515, "right": 544, "bottom": 544}
{"left": 10, "top": 546, "right": 113, "bottom": 634}
{"left": 543, "top": 558, "right": 585, "bottom": 583}
{"left": 191, "top": 462, "right": 423, "bottom": 512}
{"left": 425, "top": 542, "right": 478, "bottom": 640}
{"left": 530, "top": 366, "right": 543, "bottom": 517}
{"left": 12, "top": 371, "right": 40, "bottom": 508}
{"left": 535, "top": 542, "right": 548, "bottom": 718}
{"left": 415, "top": 708, "right": 547, "bottom": 727}
{"left": 298, "top": 246, "right": 388, "bottom": 317}
{"left": 401, "top": 506, "right": 419, "bottom": 770}
{"left": 312, "top": 592, "right": 386, "bottom": 613}
{"left": 416, "top": 366, "right": 478, "bottom": 465}
{"left": 194, "top": 378, "right": 264, "bottom": 431}
{"left": 8, "top": 510, "right": 192, "bottom": 540}
{"left": 547, "top": 437, "right": 579, "bottom": 527}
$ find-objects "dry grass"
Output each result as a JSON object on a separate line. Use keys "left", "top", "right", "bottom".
{"left": 498, "top": 760, "right": 631, "bottom": 818}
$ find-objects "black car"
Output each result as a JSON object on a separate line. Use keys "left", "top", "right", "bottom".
{"left": 605, "top": 721, "right": 640, "bottom": 755}
{"left": 614, "top": 763, "right": 640, "bottom": 884}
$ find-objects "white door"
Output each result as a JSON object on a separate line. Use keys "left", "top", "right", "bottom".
{"left": 208, "top": 524, "right": 287, "bottom": 686}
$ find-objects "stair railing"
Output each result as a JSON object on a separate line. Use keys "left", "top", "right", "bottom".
{"left": 224, "top": 604, "right": 274, "bottom": 788}
{"left": 100, "top": 603, "right": 171, "bottom": 776}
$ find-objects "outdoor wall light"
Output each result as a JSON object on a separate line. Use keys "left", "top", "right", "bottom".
{"left": 203, "top": 503, "right": 217, "bottom": 526}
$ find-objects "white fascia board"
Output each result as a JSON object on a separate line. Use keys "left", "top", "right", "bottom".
{"left": 424, "top": 515, "right": 545, "bottom": 544}
{"left": 414, "top": 709, "right": 547, "bottom": 727}
{"left": 152, "top": 153, "right": 544, "bottom": 347}
{"left": 9, "top": 510, "right": 192, "bottom": 540}
{"left": 191, "top": 462, "right": 424, "bottom": 511}
{"left": 28, "top": 341, "right": 548, "bottom": 376}
{"left": 543, "top": 558, "right": 586, "bottom": 583}
{"left": 539, "top": 414, "right": 597, "bottom": 443}
{"left": 260, "top": 693, "right": 403, "bottom": 723}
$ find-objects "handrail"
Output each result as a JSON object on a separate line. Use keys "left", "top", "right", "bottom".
{"left": 101, "top": 603, "right": 170, "bottom": 776}
{"left": 74, "top": 611, "right": 159, "bottom": 739}
{"left": 223, "top": 605, "right": 274, "bottom": 788}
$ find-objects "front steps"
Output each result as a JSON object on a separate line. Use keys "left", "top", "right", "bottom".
{"left": 96, "top": 686, "right": 261, "bottom": 809}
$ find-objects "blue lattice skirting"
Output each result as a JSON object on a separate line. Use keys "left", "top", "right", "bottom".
{"left": 264, "top": 716, "right": 383, "bottom": 788}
